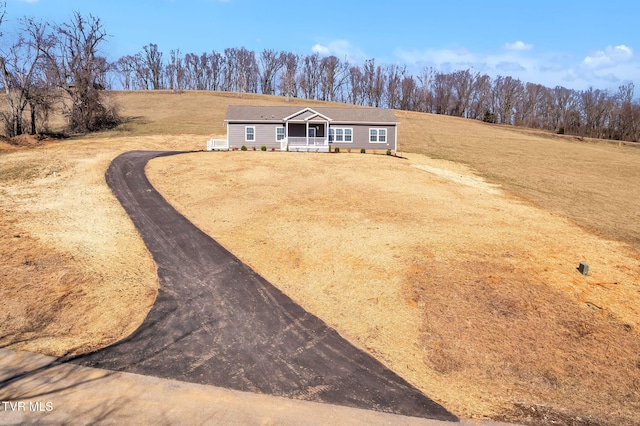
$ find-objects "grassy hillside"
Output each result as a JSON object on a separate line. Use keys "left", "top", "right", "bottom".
{"left": 106, "top": 90, "right": 640, "bottom": 252}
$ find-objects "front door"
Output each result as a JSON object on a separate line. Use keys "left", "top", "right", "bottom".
{"left": 308, "top": 128, "right": 316, "bottom": 138}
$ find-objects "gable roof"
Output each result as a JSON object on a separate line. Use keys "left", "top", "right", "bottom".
{"left": 224, "top": 105, "right": 399, "bottom": 124}
{"left": 283, "top": 107, "right": 333, "bottom": 122}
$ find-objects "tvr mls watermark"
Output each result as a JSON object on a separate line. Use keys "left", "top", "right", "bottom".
{"left": 1, "top": 401, "right": 54, "bottom": 412}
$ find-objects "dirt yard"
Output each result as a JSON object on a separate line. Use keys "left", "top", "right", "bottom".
{"left": 147, "top": 151, "right": 640, "bottom": 425}
{"left": 0, "top": 135, "right": 200, "bottom": 356}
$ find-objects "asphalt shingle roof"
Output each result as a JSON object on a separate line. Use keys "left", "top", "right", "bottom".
{"left": 224, "top": 105, "right": 399, "bottom": 124}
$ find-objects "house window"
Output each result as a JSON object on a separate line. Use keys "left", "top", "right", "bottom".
{"left": 369, "top": 128, "right": 387, "bottom": 143}
{"left": 276, "top": 127, "right": 285, "bottom": 141}
{"left": 328, "top": 127, "right": 353, "bottom": 143}
{"left": 245, "top": 126, "right": 255, "bottom": 142}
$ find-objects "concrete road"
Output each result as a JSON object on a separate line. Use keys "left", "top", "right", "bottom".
{"left": 2, "top": 348, "right": 518, "bottom": 426}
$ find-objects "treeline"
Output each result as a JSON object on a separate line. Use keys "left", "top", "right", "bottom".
{"left": 2, "top": 5, "right": 640, "bottom": 142}
{"left": 113, "top": 45, "right": 640, "bottom": 142}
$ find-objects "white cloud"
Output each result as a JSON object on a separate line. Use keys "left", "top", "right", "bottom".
{"left": 505, "top": 41, "right": 533, "bottom": 51}
{"left": 582, "top": 44, "right": 633, "bottom": 69}
{"left": 310, "top": 40, "right": 366, "bottom": 62}
{"left": 311, "top": 44, "right": 330, "bottom": 55}
{"left": 393, "top": 42, "right": 639, "bottom": 92}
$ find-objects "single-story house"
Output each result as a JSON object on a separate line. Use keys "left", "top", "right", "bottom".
{"left": 223, "top": 105, "right": 399, "bottom": 152}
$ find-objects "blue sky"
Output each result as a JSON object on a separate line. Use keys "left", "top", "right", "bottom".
{"left": 4, "top": 0, "right": 639, "bottom": 92}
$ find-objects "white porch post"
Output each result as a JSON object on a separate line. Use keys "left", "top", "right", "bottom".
{"left": 325, "top": 120, "right": 329, "bottom": 145}
{"left": 306, "top": 122, "right": 309, "bottom": 147}
{"left": 285, "top": 121, "right": 288, "bottom": 151}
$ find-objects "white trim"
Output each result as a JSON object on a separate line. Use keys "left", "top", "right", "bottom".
{"left": 245, "top": 126, "right": 255, "bottom": 142}
{"left": 395, "top": 125, "right": 398, "bottom": 151}
{"left": 329, "top": 121, "right": 399, "bottom": 126}
{"left": 328, "top": 127, "right": 353, "bottom": 143}
{"left": 283, "top": 107, "right": 332, "bottom": 122}
{"left": 275, "top": 126, "right": 285, "bottom": 141}
{"left": 369, "top": 128, "right": 387, "bottom": 143}
{"left": 305, "top": 113, "right": 333, "bottom": 122}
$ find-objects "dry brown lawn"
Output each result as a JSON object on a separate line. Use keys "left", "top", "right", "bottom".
{"left": 147, "top": 151, "right": 640, "bottom": 425}
{"left": 395, "top": 110, "right": 640, "bottom": 252}
{"left": 1, "top": 90, "right": 640, "bottom": 425}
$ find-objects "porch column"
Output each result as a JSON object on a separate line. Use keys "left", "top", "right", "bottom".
{"left": 325, "top": 120, "right": 329, "bottom": 145}
{"left": 306, "top": 122, "right": 309, "bottom": 147}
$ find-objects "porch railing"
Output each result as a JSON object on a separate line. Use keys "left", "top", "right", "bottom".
{"left": 287, "top": 137, "right": 327, "bottom": 146}
{"left": 206, "top": 138, "right": 229, "bottom": 150}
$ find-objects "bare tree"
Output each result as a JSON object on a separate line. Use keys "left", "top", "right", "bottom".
{"left": 258, "top": 49, "right": 283, "bottom": 95}
{"left": 385, "top": 64, "right": 403, "bottom": 110}
{"left": 467, "top": 73, "right": 492, "bottom": 120}
{"left": 166, "top": 48, "right": 185, "bottom": 91}
{"left": 347, "top": 65, "right": 364, "bottom": 105}
{"left": 362, "top": 59, "right": 385, "bottom": 107}
{"left": 613, "top": 83, "right": 638, "bottom": 141}
{"left": 450, "top": 69, "right": 476, "bottom": 118}
{"left": 114, "top": 55, "right": 136, "bottom": 90}
{"left": 205, "top": 51, "right": 223, "bottom": 91}
{"left": 237, "top": 47, "right": 258, "bottom": 93}
{"left": 432, "top": 72, "right": 454, "bottom": 115}
{"left": 399, "top": 75, "right": 418, "bottom": 110}
{"left": 493, "top": 75, "right": 523, "bottom": 125}
{"left": 416, "top": 67, "right": 436, "bottom": 113}
{"left": 0, "top": 17, "right": 49, "bottom": 136}
{"left": 142, "top": 43, "right": 163, "bottom": 89}
{"left": 549, "top": 86, "right": 577, "bottom": 133}
{"left": 319, "top": 55, "right": 348, "bottom": 102}
{"left": 278, "top": 52, "right": 298, "bottom": 99}
{"left": 39, "top": 12, "right": 119, "bottom": 133}
{"left": 299, "top": 53, "right": 323, "bottom": 100}
{"left": 579, "top": 87, "right": 613, "bottom": 138}
{"left": 516, "top": 82, "right": 547, "bottom": 128}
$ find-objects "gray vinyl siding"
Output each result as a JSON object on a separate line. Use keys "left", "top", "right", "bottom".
{"left": 228, "top": 123, "right": 284, "bottom": 150}
{"left": 227, "top": 120, "right": 397, "bottom": 151}
{"left": 329, "top": 124, "right": 396, "bottom": 151}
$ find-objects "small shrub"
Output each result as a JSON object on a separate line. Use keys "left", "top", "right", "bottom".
{"left": 334, "top": 147, "right": 340, "bottom": 153}
{"left": 386, "top": 149, "right": 392, "bottom": 155}
{"left": 360, "top": 148, "right": 366, "bottom": 154}
{"left": 482, "top": 110, "right": 496, "bottom": 124}
{"left": 252, "top": 146, "right": 256, "bottom": 151}
{"left": 271, "top": 147, "right": 275, "bottom": 152}
{"left": 261, "top": 145, "right": 267, "bottom": 151}
{"left": 241, "top": 145, "right": 247, "bottom": 151}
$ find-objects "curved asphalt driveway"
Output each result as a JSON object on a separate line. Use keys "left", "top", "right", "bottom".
{"left": 75, "top": 151, "right": 456, "bottom": 422}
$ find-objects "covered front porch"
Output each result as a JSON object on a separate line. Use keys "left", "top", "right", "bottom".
{"left": 281, "top": 108, "right": 331, "bottom": 152}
